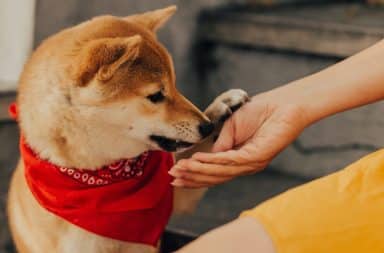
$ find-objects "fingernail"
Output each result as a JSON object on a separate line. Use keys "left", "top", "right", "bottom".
{"left": 169, "top": 170, "right": 183, "bottom": 178}
{"left": 169, "top": 166, "right": 182, "bottom": 175}
{"left": 169, "top": 167, "right": 177, "bottom": 176}
{"left": 171, "top": 180, "right": 183, "bottom": 187}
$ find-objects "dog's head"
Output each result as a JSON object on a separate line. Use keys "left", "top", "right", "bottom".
{"left": 18, "top": 6, "right": 213, "bottom": 168}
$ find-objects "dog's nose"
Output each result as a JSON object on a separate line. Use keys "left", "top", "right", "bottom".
{"left": 198, "top": 122, "right": 214, "bottom": 138}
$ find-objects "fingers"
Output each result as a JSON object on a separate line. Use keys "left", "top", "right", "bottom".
{"left": 192, "top": 150, "right": 238, "bottom": 164}
{"left": 171, "top": 179, "right": 210, "bottom": 188}
{"left": 171, "top": 159, "right": 259, "bottom": 177}
{"left": 192, "top": 144, "right": 257, "bottom": 165}
{"left": 171, "top": 176, "right": 232, "bottom": 188}
{"left": 212, "top": 118, "right": 235, "bottom": 153}
{"left": 170, "top": 168, "right": 232, "bottom": 188}
{"left": 169, "top": 159, "right": 263, "bottom": 188}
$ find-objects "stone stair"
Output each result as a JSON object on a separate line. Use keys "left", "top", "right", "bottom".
{"left": 198, "top": 3, "right": 384, "bottom": 57}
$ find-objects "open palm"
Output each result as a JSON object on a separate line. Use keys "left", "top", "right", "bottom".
{"left": 169, "top": 93, "right": 310, "bottom": 188}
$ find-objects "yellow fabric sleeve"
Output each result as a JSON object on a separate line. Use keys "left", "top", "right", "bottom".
{"left": 242, "top": 149, "right": 384, "bottom": 253}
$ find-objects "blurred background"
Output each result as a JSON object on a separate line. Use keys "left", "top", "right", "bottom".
{"left": 1, "top": 0, "right": 384, "bottom": 252}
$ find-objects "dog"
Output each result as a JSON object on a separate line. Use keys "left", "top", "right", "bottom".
{"left": 7, "top": 5, "right": 249, "bottom": 253}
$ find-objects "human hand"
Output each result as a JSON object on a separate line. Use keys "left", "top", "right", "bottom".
{"left": 170, "top": 39, "right": 384, "bottom": 188}
{"left": 169, "top": 89, "right": 311, "bottom": 188}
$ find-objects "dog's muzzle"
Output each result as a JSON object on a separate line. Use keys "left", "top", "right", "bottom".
{"left": 150, "top": 135, "right": 194, "bottom": 152}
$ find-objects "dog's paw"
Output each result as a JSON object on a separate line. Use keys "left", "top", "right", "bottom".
{"left": 204, "top": 89, "right": 249, "bottom": 124}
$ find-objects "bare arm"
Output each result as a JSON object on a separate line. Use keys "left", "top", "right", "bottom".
{"left": 280, "top": 39, "right": 384, "bottom": 124}
{"left": 176, "top": 217, "right": 275, "bottom": 253}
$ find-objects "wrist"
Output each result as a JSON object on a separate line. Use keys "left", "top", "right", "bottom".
{"left": 266, "top": 73, "right": 347, "bottom": 126}
{"left": 258, "top": 82, "right": 318, "bottom": 128}
{"left": 281, "top": 79, "right": 327, "bottom": 125}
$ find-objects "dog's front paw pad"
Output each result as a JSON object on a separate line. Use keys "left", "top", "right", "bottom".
{"left": 205, "top": 89, "right": 249, "bottom": 123}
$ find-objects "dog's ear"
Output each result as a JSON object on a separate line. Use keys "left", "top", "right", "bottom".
{"left": 74, "top": 35, "right": 142, "bottom": 86}
{"left": 125, "top": 5, "right": 177, "bottom": 32}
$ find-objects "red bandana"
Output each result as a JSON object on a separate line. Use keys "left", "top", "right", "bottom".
{"left": 9, "top": 103, "right": 174, "bottom": 246}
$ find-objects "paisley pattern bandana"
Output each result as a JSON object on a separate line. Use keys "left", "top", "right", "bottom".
{"left": 57, "top": 152, "right": 149, "bottom": 186}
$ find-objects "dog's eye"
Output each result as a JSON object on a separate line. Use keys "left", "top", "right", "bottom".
{"left": 146, "top": 91, "right": 165, "bottom": 103}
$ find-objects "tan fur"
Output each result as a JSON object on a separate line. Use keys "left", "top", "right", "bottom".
{"left": 8, "top": 5, "right": 248, "bottom": 253}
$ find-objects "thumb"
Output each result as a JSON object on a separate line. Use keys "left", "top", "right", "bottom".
{"left": 212, "top": 118, "right": 235, "bottom": 152}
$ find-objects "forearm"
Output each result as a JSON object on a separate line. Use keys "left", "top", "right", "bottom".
{"left": 268, "top": 39, "right": 384, "bottom": 125}
{"left": 176, "top": 217, "right": 275, "bottom": 253}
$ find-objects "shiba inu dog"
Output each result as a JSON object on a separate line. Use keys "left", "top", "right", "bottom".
{"left": 7, "top": 5, "right": 249, "bottom": 253}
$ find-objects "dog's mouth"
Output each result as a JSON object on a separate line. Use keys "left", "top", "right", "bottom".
{"left": 150, "top": 135, "right": 194, "bottom": 152}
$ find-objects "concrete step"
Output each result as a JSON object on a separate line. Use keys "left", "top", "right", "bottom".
{"left": 168, "top": 170, "right": 307, "bottom": 235}
{"left": 164, "top": 170, "right": 307, "bottom": 251}
{"left": 198, "top": 3, "right": 384, "bottom": 57}
{"left": 233, "top": 0, "right": 327, "bottom": 5}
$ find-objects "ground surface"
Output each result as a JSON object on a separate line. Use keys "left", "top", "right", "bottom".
{"left": 168, "top": 171, "right": 307, "bottom": 235}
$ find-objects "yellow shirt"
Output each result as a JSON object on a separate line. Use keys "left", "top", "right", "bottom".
{"left": 242, "top": 149, "right": 384, "bottom": 253}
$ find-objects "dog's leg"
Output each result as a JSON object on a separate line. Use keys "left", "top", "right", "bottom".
{"left": 173, "top": 89, "right": 249, "bottom": 214}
